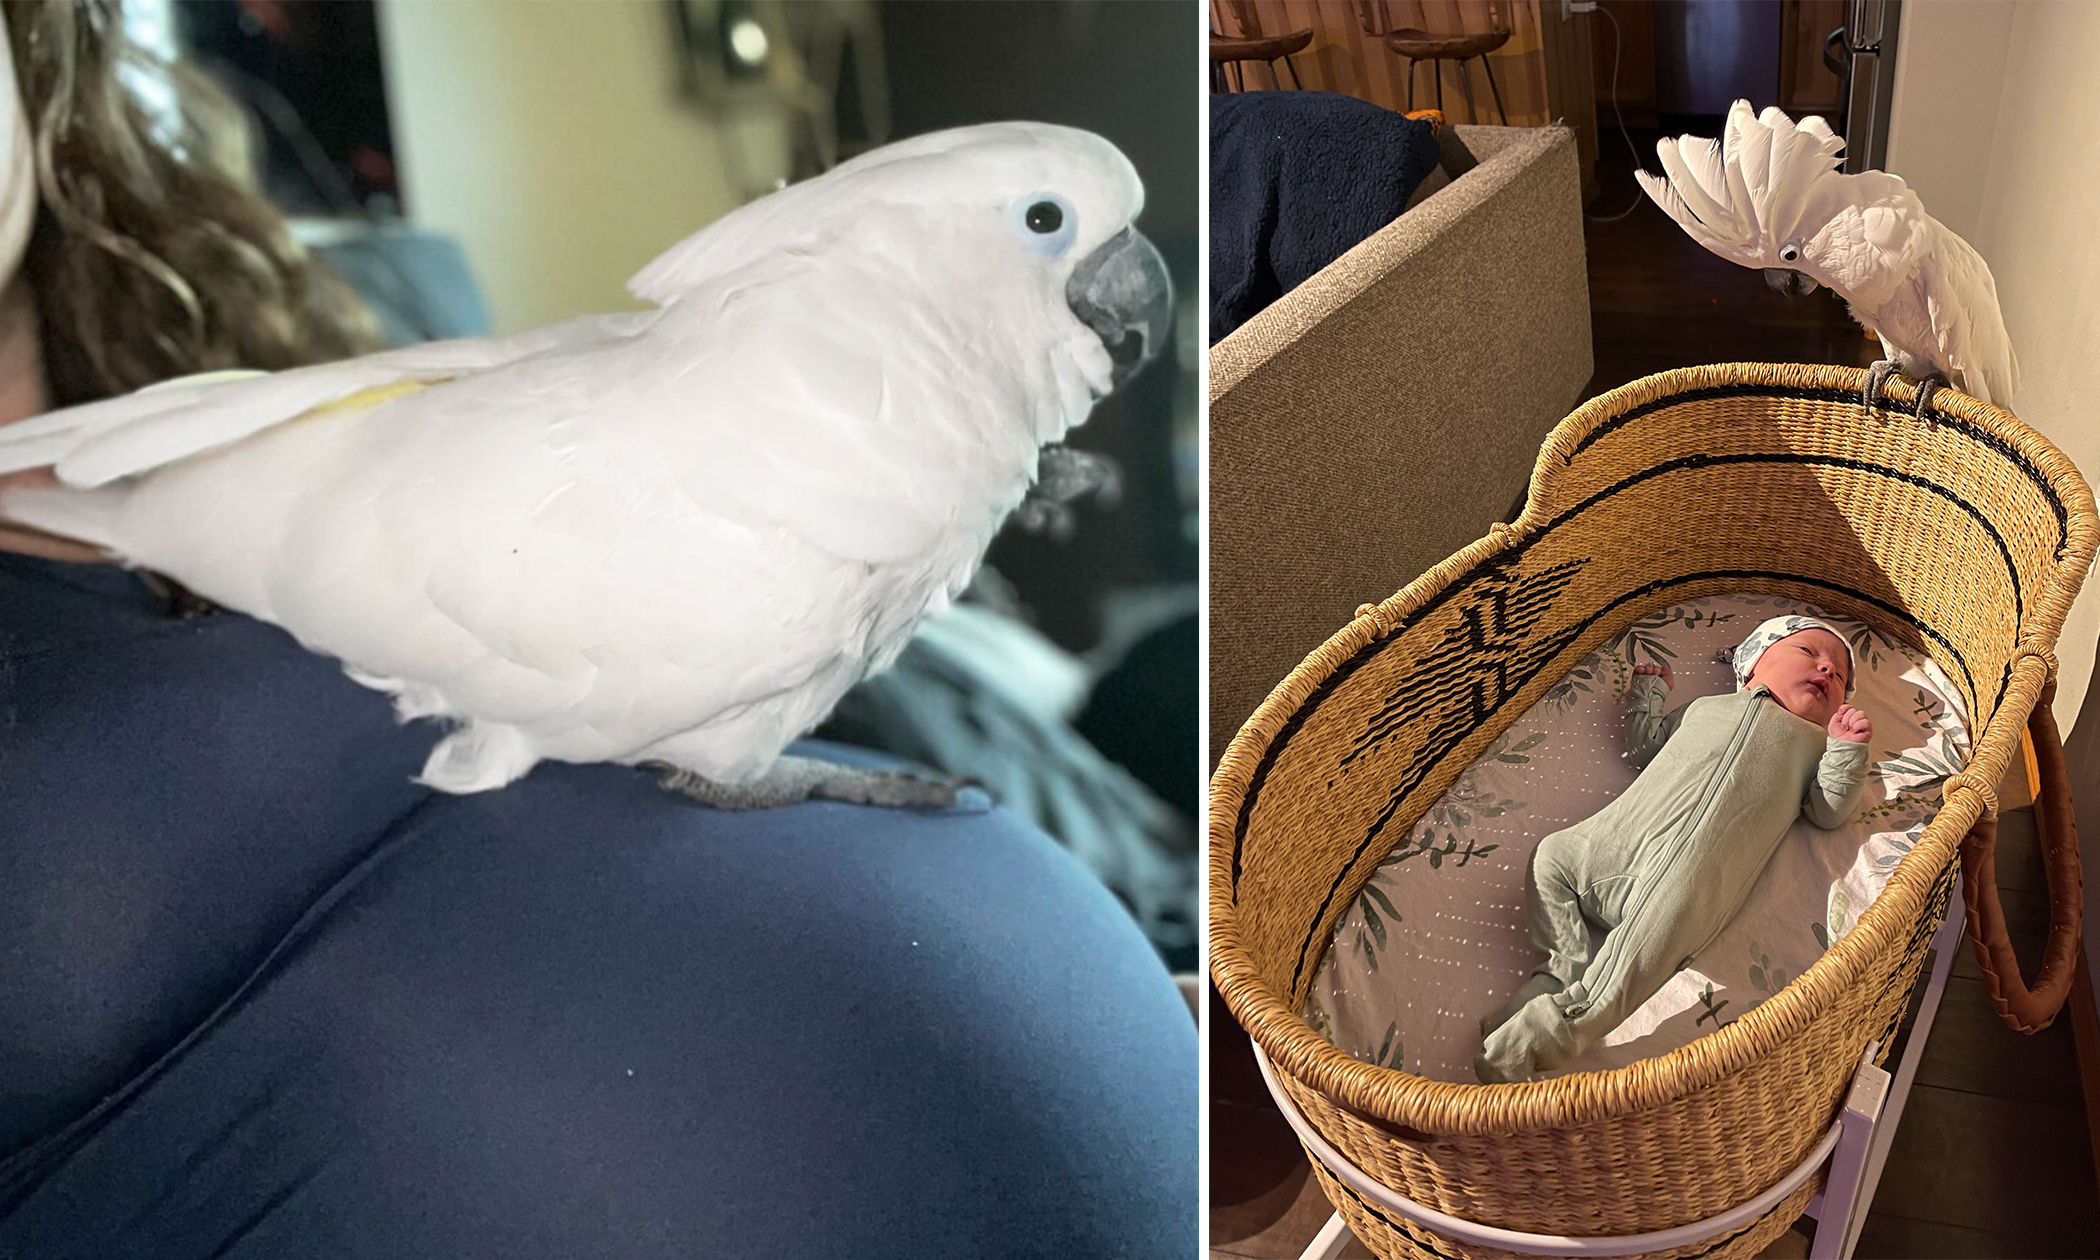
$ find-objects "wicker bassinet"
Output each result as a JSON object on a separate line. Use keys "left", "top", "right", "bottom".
{"left": 1209, "top": 363, "right": 2097, "bottom": 1260}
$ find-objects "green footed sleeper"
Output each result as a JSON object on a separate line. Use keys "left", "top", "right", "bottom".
{"left": 1475, "top": 673, "right": 1869, "bottom": 1083}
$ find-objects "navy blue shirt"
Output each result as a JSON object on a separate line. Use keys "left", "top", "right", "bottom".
{"left": 0, "top": 555, "right": 1196, "bottom": 1258}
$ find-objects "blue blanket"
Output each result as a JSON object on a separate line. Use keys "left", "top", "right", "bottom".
{"left": 1209, "top": 91, "right": 1443, "bottom": 343}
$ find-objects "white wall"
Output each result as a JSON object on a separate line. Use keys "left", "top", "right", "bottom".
{"left": 1892, "top": 1, "right": 2100, "bottom": 1018}
{"left": 1888, "top": 0, "right": 2100, "bottom": 733}
{"left": 1884, "top": 1, "right": 2013, "bottom": 243}
{"left": 376, "top": 0, "right": 788, "bottom": 334}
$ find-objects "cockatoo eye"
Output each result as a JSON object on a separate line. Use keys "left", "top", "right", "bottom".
{"left": 1009, "top": 193, "right": 1076, "bottom": 256}
{"left": 1779, "top": 241, "right": 1802, "bottom": 263}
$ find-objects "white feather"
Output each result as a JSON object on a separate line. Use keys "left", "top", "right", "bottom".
{"left": 1654, "top": 133, "right": 1741, "bottom": 241}
{"left": 0, "top": 316, "right": 637, "bottom": 487}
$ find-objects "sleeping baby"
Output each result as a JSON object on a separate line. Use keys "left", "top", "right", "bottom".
{"left": 1474, "top": 616, "right": 1873, "bottom": 1083}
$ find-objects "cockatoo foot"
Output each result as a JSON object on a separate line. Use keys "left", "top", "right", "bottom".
{"left": 651, "top": 754, "right": 982, "bottom": 812}
{"left": 134, "top": 571, "right": 220, "bottom": 619}
{"left": 1862, "top": 359, "right": 1902, "bottom": 415}
{"left": 1011, "top": 443, "right": 1120, "bottom": 539}
{"left": 1911, "top": 371, "right": 1950, "bottom": 418}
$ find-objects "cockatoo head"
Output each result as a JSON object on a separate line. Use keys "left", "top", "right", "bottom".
{"left": 1634, "top": 100, "right": 1921, "bottom": 306}
{"left": 628, "top": 122, "right": 1172, "bottom": 404}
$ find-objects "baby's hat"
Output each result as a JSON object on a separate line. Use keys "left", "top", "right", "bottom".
{"left": 1732, "top": 615, "right": 1855, "bottom": 696}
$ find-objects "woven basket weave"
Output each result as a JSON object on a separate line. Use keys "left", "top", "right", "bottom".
{"left": 1208, "top": 363, "right": 2097, "bottom": 1259}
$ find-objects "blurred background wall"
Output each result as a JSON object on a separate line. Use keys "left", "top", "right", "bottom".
{"left": 375, "top": 0, "right": 791, "bottom": 334}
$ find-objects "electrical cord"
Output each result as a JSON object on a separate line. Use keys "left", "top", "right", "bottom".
{"left": 1580, "top": 2, "right": 1653, "bottom": 223}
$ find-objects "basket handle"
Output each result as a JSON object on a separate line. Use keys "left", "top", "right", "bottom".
{"left": 1331, "top": 1093, "right": 1435, "bottom": 1145}
{"left": 1960, "top": 677, "right": 2084, "bottom": 1033}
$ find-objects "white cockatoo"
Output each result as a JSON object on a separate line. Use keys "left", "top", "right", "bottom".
{"left": 0, "top": 122, "right": 1172, "bottom": 809}
{"left": 1636, "top": 100, "right": 2018, "bottom": 414}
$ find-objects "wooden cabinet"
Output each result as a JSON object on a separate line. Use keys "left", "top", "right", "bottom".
{"left": 1592, "top": 0, "right": 1844, "bottom": 124}
{"left": 1779, "top": 0, "right": 1846, "bottom": 116}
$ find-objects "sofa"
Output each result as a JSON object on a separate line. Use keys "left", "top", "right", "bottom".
{"left": 1208, "top": 123, "right": 1593, "bottom": 766}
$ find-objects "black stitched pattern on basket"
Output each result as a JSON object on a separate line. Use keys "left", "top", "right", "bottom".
{"left": 1567, "top": 382, "right": 2072, "bottom": 560}
{"left": 1561, "top": 451, "right": 2027, "bottom": 640}
{"left": 1229, "top": 545, "right": 1543, "bottom": 894}
{"left": 1232, "top": 638, "right": 1391, "bottom": 891}
{"left": 1342, "top": 560, "right": 1590, "bottom": 774}
{"left": 1329, "top": 1180, "right": 1465, "bottom": 1260}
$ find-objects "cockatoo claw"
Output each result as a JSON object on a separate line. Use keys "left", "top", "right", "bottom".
{"left": 1011, "top": 444, "right": 1121, "bottom": 539}
{"left": 134, "top": 571, "right": 221, "bottom": 619}
{"left": 1862, "top": 359, "right": 1901, "bottom": 418}
{"left": 1911, "top": 371, "right": 1950, "bottom": 419}
{"left": 652, "top": 754, "right": 987, "bottom": 812}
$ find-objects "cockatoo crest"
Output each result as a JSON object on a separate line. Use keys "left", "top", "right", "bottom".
{"left": 1636, "top": 100, "right": 2018, "bottom": 406}
{"left": 1637, "top": 102, "right": 1928, "bottom": 298}
{"left": 630, "top": 122, "right": 1142, "bottom": 311}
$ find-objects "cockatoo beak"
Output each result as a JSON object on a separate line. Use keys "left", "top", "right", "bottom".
{"left": 1066, "top": 227, "right": 1173, "bottom": 389}
{"left": 1762, "top": 267, "right": 1821, "bottom": 297}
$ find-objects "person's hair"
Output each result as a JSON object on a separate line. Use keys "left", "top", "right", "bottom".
{"left": 4, "top": 0, "right": 379, "bottom": 407}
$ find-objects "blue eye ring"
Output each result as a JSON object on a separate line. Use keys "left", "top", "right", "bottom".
{"left": 1008, "top": 193, "right": 1076, "bottom": 256}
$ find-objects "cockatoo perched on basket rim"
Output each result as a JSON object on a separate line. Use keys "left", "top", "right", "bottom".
{"left": 0, "top": 121, "right": 1173, "bottom": 810}
{"left": 1635, "top": 99, "right": 2018, "bottom": 415}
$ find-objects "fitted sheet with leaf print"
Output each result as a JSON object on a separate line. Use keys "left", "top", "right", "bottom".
{"left": 1305, "top": 592, "right": 1970, "bottom": 1082}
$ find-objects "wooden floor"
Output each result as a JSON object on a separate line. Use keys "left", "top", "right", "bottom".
{"left": 1207, "top": 122, "right": 2099, "bottom": 1259}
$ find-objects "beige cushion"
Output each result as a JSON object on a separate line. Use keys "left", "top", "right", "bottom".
{"left": 1209, "top": 124, "right": 1593, "bottom": 766}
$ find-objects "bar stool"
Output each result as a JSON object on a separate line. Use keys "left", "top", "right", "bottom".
{"left": 1209, "top": 27, "right": 1314, "bottom": 92}
{"left": 1353, "top": 3, "right": 1509, "bottom": 123}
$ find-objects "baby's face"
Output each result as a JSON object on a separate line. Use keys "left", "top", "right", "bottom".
{"left": 1748, "top": 628, "right": 1850, "bottom": 726}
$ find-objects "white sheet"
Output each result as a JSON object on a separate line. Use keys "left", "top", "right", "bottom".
{"left": 1306, "top": 592, "right": 1970, "bottom": 1082}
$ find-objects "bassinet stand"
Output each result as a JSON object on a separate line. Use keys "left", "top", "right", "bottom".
{"left": 1260, "top": 873, "right": 1968, "bottom": 1260}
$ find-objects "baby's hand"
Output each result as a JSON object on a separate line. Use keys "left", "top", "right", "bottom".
{"left": 1632, "top": 663, "right": 1674, "bottom": 689}
{"left": 1829, "top": 705, "right": 1871, "bottom": 743}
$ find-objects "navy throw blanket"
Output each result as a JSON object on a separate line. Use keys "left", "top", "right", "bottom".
{"left": 0, "top": 554, "right": 1196, "bottom": 1259}
{"left": 1209, "top": 90, "right": 1443, "bottom": 344}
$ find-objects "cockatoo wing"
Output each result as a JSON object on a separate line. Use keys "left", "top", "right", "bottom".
{"left": 0, "top": 313, "right": 648, "bottom": 488}
{"left": 67, "top": 239, "right": 1026, "bottom": 775}
{"left": 1921, "top": 229, "right": 2021, "bottom": 406}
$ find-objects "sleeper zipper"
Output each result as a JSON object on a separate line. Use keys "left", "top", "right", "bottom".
{"left": 1563, "top": 690, "right": 1765, "bottom": 1018}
